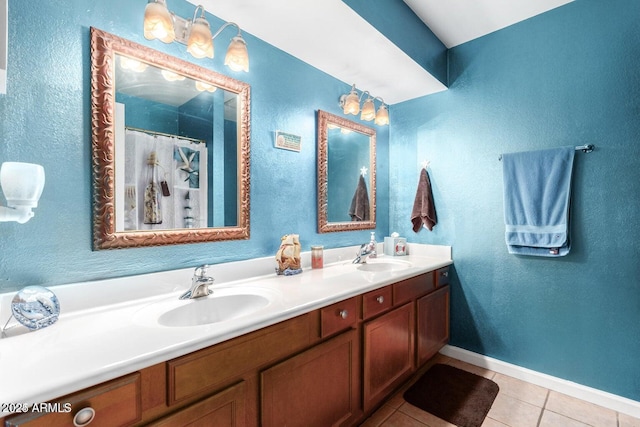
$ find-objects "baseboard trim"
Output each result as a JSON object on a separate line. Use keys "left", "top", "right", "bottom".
{"left": 440, "top": 345, "right": 640, "bottom": 419}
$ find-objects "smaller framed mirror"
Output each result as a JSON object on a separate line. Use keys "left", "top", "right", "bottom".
{"left": 317, "top": 110, "right": 376, "bottom": 233}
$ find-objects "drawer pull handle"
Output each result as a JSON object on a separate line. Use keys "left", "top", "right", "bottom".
{"left": 376, "top": 296, "right": 385, "bottom": 304}
{"left": 339, "top": 310, "right": 349, "bottom": 319}
{"left": 73, "top": 407, "right": 96, "bottom": 426}
{"left": 441, "top": 271, "right": 449, "bottom": 277}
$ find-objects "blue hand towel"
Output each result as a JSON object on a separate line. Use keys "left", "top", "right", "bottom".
{"left": 502, "top": 146, "right": 575, "bottom": 256}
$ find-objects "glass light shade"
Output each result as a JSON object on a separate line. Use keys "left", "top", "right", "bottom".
{"left": 225, "top": 36, "right": 249, "bottom": 72}
{"left": 144, "top": 0, "right": 175, "bottom": 43}
{"left": 375, "top": 105, "right": 390, "bottom": 126}
{"left": 195, "top": 81, "right": 217, "bottom": 92}
{"left": 0, "top": 162, "right": 45, "bottom": 208}
{"left": 187, "top": 17, "right": 214, "bottom": 59}
{"left": 360, "top": 98, "right": 376, "bottom": 121}
{"left": 343, "top": 90, "right": 360, "bottom": 115}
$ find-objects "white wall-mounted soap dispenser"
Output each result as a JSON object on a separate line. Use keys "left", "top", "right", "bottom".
{"left": 0, "top": 162, "right": 45, "bottom": 224}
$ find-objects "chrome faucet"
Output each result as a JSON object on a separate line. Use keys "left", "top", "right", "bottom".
{"left": 353, "top": 242, "right": 376, "bottom": 264}
{"left": 180, "top": 265, "right": 214, "bottom": 300}
{"left": 353, "top": 232, "right": 378, "bottom": 264}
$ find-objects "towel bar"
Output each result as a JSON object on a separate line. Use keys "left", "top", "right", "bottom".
{"left": 498, "top": 144, "right": 594, "bottom": 161}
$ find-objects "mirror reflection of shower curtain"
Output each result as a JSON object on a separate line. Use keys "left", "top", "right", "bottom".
{"left": 120, "top": 128, "right": 208, "bottom": 231}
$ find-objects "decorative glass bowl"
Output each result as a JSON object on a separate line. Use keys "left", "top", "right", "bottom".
{"left": 10, "top": 285, "right": 60, "bottom": 331}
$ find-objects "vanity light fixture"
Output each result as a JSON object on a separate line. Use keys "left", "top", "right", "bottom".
{"left": 0, "top": 162, "right": 45, "bottom": 224}
{"left": 339, "top": 84, "right": 390, "bottom": 125}
{"left": 143, "top": 0, "right": 250, "bottom": 72}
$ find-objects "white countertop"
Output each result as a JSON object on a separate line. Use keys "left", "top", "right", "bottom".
{"left": 0, "top": 243, "right": 451, "bottom": 414}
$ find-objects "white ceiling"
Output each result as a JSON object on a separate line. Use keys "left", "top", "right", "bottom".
{"left": 190, "top": 0, "right": 573, "bottom": 104}
{"left": 403, "top": 0, "right": 574, "bottom": 48}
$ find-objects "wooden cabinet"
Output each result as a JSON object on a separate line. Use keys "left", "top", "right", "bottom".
{"left": 416, "top": 285, "right": 450, "bottom": 366}
{"left": 261, "top": 330, "right": 359, "bottom": 427}
{"left": 362, "top": 302, "right": 415, "bottom": 412}
{"left": 5, "top": 374, "right": 141, "bottom": 427}
{"left": 361, "top": 286, "right": 392, "bottom": 320}
{"left": 393, "top": 272, "right": 434, "bottom": 306}
{"left": 320, "top": 297, "right": 357, "bottom": 338}
{"left": 167, "top": 313, "right": 314, "bottom": 406}
{"left": 435, "top": 266, "right": 450, "bottom": 288}
{"left": 149, "top": 381, "right": 246, "bottom": 427}
{"left": 4, "top": 266, "right": 451, "bottom": 427}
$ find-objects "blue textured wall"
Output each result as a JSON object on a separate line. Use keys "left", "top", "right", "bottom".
{"left": 390, "top": 0, "right": 640, "bottom": 401}
{"left": 0, "top": 0, "right": 389, "bottom": 290}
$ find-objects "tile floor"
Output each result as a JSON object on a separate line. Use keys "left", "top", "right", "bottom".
{"left": 360, "top": 354, "right": 640, "bottom": 427}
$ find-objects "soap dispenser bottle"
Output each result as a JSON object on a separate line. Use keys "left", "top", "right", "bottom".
{"left": 367, "top": 231, "right": 377, "bottom": 258}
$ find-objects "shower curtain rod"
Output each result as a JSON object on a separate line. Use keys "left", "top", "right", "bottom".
{"left": 498, "top": 144, "right": 594, "bottom": 161}
{"left": 125, "top": 126, "right": 205, "bottom": 145}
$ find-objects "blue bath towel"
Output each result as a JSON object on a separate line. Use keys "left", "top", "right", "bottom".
{"left": 502, "top": 146, "right": 575, "bottom": 256}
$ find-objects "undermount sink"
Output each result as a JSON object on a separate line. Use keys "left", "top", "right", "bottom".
{"left": 357, "top": 258, "right": 412, "bottom": 272}
{"left": 134, "top": 287, "right": 277, "bottom": 328}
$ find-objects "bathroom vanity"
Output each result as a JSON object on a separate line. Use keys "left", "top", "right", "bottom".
{"left": 0, "top": 245, "right": 451, "bottom": 426}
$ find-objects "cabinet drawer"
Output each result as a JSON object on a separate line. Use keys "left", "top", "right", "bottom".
{"left": 362, "top": 286, "right": 392, "bottom": 320}
{"left": 393, "top": 272, "right": 435, "bottom": 306}
{"left": 168, "top": 313, "right": 313, "bottom": 406}
{"left": 6, "top": 373, "right": 141, "bottom": 427}
{"left": 435, "top": 266, "right": 450, "bottom": 288}
{"left": 320, "top": 297, "right": 357, "bottom": 338}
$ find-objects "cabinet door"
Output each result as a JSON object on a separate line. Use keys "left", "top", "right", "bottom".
{"left": 150, "top": 381, "right": 246, "bottom": 427}
{"left": 261, "top": 330, "right": 359, "bottom": 427}
{"left": 5, "top": 374, "right": 141, "bottom": 427}
{"left": 416, "top": 285, "right": 450, "bottom": 367}
{"left": 362, "top": 303, "right": 414, "bottom": 412}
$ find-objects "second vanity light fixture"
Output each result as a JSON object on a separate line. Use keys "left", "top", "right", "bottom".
{"left": 339, "top": 84, "right": 390, "bottom": 126}
{"left": 143, "top": 0, "right": 250, "bottom": 72}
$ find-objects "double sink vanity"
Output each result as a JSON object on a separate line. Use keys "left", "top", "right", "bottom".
{"left": 0, "top": 244, "right": 451, "bottom": 426}
{"left": 0, "top": 27, "right": 452, "bottom": 427}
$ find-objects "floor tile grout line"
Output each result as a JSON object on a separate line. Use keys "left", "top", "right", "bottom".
{"left": 536, "top": 389, "right": 551, "bottom": 427}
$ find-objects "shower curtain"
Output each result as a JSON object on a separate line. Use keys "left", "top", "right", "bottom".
{"left": 120, "top": 128, "right": 208, "bottom": 231}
